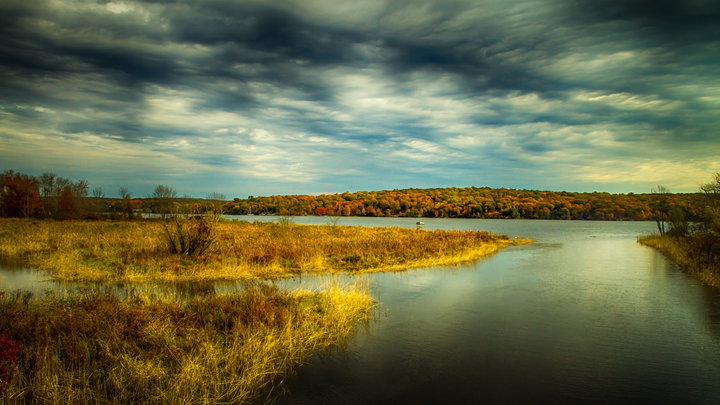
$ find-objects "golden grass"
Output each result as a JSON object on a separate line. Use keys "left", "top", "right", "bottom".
{"left": 0, "top": 219, "right": 524, "bottom": 283}
{"left": 638, "top": 235, "right": 720, "bottom": 288}
{"left": 0, "top": 283, "right": 372, "bottom": 404}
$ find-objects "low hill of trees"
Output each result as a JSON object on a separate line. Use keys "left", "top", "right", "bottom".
{"left": 224, "top": 187, "right": 706, "bottom": 221}
{"left": 3, "top": 168, "right": 706, "bottom": 222}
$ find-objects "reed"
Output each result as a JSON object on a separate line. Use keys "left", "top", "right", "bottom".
{"left": 0, "top": 283, "right": 372, "bottom": 404}
{"left": 0, "top": 219, "right": 524, "bottom": 282}
{"left": 638, "top": 234, "right": 720, "bottom": 288}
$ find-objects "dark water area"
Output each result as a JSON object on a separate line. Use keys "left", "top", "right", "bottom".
{"left": 2, "top": 217, "right": 720, "bottom": 403}
{"left": 238, "top": 217, "right": 720, "bottom": 405}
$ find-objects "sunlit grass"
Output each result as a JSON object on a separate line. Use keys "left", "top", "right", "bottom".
{"left": 0, "top": 283, "right": 372, "bottom": 404}
{"left": 0, "top": 219, "right": 524, "bottom": 282}
{"left": 638, "top": 235, "right": 720, "bottom": 288}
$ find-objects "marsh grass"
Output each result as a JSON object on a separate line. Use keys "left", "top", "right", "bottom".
{"left": 638, "top": 235, "right": 720, "bottom": 288}
{"left": 0, "top": 219, "right": 522, "bottom": 282}
{"left": 0, "top": 283, "right": 372, "bottom": 404}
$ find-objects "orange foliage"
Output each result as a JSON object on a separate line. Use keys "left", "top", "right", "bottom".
{"left": 225, "top": 187, "right": 705, "bottom": 221}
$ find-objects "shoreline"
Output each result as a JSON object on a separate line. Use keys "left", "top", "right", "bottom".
{"left": 638, "top": 235, "right": 720, "bottom": 289}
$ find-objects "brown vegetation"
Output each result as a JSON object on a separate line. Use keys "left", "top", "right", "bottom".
{"left": 638, "top": 235, "right": 720, "bottom": 288}
{"left": 0, "top": 284, "right": 372, "bottom": 404}
{"left": 0, "top": 219, "right": 521, "bottom": 282}
{"left": 639, "top": 173, "right": 720, "bottom": 288}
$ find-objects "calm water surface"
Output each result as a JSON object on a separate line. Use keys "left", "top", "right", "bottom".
{"left": 2, "top": 217, "right": 719, "bottom": 403}
{"left": 245, "top": 217, "right": 720, "bottom": 404}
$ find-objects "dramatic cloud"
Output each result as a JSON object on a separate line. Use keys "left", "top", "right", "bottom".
{"left": 1, "top": 0, "right": 718, "bottom": 196}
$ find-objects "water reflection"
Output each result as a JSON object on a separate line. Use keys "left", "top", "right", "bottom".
{"left": 2, "top": 218, "right": 720, "bottom": 404}
{"left": 0, "top": 259, "right": 57, "bottom": 294}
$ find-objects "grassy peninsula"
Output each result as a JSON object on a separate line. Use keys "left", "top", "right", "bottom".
{"left": 638, "top": 235, "right": 720, "bottom": 288}
{"left": 637, "top": 174, "right": 719, "bottom": 289}
{"left": 0, "top": 217, "right": 521, "bottom": 403}
{"left": 0, "top": 218, "right": 521, "bottom": 283}
{"left": 0, "top": 284, "right": 371, "bottom": 404}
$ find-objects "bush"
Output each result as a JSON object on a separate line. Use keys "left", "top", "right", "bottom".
{"left": 163, "top": 211, "right": 218, "bottom": 256}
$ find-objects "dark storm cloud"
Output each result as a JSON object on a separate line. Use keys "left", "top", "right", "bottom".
{"left": 1, "top": 0, "right": 718, "bottom": 194}
{"left": 569, "top": 0, "right": 720, "bottom": 37}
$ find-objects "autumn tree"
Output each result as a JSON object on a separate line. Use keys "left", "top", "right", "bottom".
{"left": 0, "top": 170, "right": 41, "bottom": 217}
{"left": 36, "top": 172, "right": 89, "bottom": 218}
{"left": 692, "top": 173, "right": 720, "bottom": 265}
{"left": 58, "top": 186, "right": 78, "bottom": 219}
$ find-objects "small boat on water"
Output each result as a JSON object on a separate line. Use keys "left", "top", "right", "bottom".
{"left": 416, "top": 221, "right": 425, "bottom": 225}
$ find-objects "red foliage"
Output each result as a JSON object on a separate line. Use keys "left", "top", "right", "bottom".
{"left": 58, "top": 186, "right": 78, "bottom": 219}
{"left": 0, "top": 333, "right": 21, "bottom": 393}
{"left": 0, "top": 170, "right": 41, "bottom": 217}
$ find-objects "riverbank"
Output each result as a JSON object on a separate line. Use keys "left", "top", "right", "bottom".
{"left": 638, "top": 235, "right": 720, "bottom": 288}
{"left": 0, "top": 283, "right": 372, "bottom": 404}
{"left": 0, "top": 219, "right": 523, "bottom": 283}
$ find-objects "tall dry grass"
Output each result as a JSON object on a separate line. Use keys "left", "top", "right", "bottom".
{"left": 638, "top": 234, "right": 720, "bottom": 288}
{"left": 0, "top": 219, "right": 523, "bottom": 282}
{"left": 0, "top": 283, "right": 372, "bottom": 404}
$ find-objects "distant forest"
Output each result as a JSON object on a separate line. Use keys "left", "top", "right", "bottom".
{"left": 224, "top": 187, "right": 705, "bottom": 221}
{"left": 1, "top": 168, "right": 705, "bottom": 221}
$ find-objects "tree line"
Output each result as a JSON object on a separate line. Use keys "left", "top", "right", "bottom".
{"left": 0, "top": 170, "right": 95, "bottom": 219}
{"left": 224, "top": 187, "right": 706, "bottom": 221}
{"left": 0, "top": 170, "right": 226, "bottom": 219}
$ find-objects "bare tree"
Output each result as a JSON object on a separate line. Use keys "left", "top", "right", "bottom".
{"left": 207, "top": 192, "right": 226, "bottom": 201}
{"left": 153, "top": 185, "right": 177, "bottom": 219}
{"left": 92, "top": 187, "right": 104, "bottom": 198}
{"left": 651, "top": 185, "right": 670, "bottom": 236}
{"left": 152, "top": 185, "right": 177, "bottom": 199}
{"left": 118, "top": 187, "right": 134, "bottom": 219}
{"left": 700, "top": 173, "right": 720, "bottom": 200}
{"left": 206, "top": 192, "right": 227, "bottom": 214}
{"left": 72, "top": 180, "right": 89, "bottom": 198}
{"left": 38, "top": 172, "right": 56, "bottom": 198}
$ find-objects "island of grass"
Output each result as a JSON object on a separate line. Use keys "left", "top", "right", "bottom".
{"left": 0, "top": 218, "right": 526, "bottom": 283}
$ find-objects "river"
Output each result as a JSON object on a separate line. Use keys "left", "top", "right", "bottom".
{"left": 2, "top": 217, "right": 720, "bottom": 403}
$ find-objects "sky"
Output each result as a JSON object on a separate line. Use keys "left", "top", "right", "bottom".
{"left": 1, "top": 0, "right": 719, "bottom": 198}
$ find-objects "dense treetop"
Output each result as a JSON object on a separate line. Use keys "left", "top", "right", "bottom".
{"left": 224, "top": 187, "right": 705, "bottom": 221}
